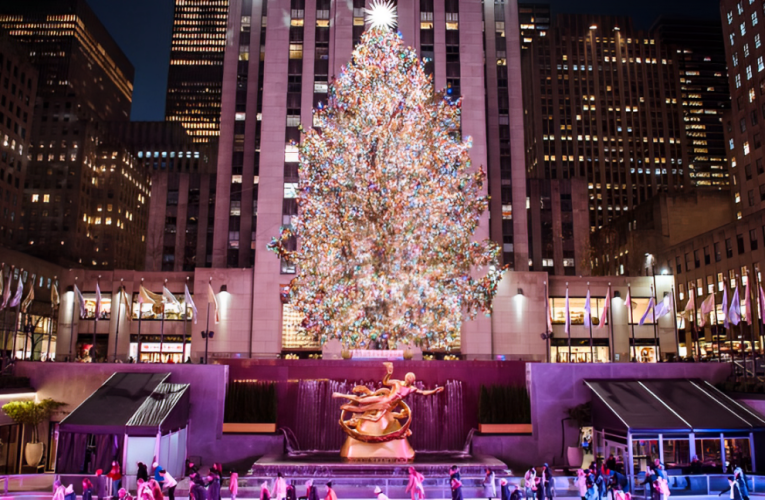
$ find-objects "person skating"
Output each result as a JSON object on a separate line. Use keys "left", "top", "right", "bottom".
{"left": 107, "top": 461, "right": 123, "bottom": 499}
{"left": 261, "top": 482, "right": 272, "bottom": 500}
{"left": 325, "top": 482, "right": 337, "bottom": 500}
{"left": 541, "top": 464, "right": 553, "bottom": 500}
{"left": 524, "top": 468, "right": 537, "bottom": 500}
{"left": 137, "top": 463, "right": 149, "bottom": 483}
{"left": 734, "top": 467, "right": 750, "bottom": 500}
{"left": 374, "top": 487, "right": 389, "bottom": 500}
{"left": 190, "top": 473, "right": 209, "bottom": 500}
{"left": 82, "top": 479, "right": 94, "bottom": 500}
{"left": 208, "top": 465, "right": 222, "bottom": 500}
{"left": 306, "top": 480, "right": 319, "bottom": 500}
{"left": 229, "top": 472, "right": 239, "bottom": 500}
{"left": 575, "top": 470, "right": 588, "bottom": 500}
{"left": 510, "top": 485, "right": 522, "bottom": 500}
{"left": 273, "top": 473, "right": 287, "bottom": 500}
{"left": 449, "top": 467, "right": 464, "bottom": 500}
{"left": 406, "top": 467, "right": 425, "bottom": 500}
{"left": 484, "top": 468, "right": 497, "bottom": 500}
{"left": 287, "top": 480, "right": 297, "bottom": 500}
{"left": 159, "top": 468, "right": 177, "bottom": 500}
{"left": 719, "top": 477, "right": 744, "bottom": 500}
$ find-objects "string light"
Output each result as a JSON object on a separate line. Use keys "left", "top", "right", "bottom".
{"left": 269, "top": 28, "right": 506, "bottom": 350}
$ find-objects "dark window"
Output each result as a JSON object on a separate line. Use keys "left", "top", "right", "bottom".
{"left": 676, "top": 256, "right": 682, "bottom": 274}
{"left": 756, "top": 133, "right": 763, "bottom": 149}
{"left": 685, "top": 252, "right": 693, "bottom": 271}
{"left": 741, "top": 118, "right": 747, "bottom": 133}
{"left": 715, "top": 241, "right": 722, "bottom": 262}
{"left": 704, "top": 246, "right": 711, "bottom": 265}
{"left": 694, "top": 250, "right": 701, "bottom": 268}
{"left": 737, "top": 234, "right": 746, "bottom": 254}
{"left": 751, "top": 229, "right": 759, "bottom": 251}
{"left": 758, "top": 158, "right": 764, "bottom": 175}
{"left": 726, "top": 238, "right": 734, "bottom": 258}
{"left": 746, "top": 164, "right": 753, "bottom": 179}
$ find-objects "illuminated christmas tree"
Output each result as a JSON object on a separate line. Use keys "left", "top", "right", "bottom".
{"left": 269, "top": 13, "right": 505, "bottom": 350}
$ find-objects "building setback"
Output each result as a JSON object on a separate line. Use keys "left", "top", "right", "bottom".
{"left": 0, "top": 0, "right": 150, "bottom": 270}
{"left": 165, "top": 0, "right": 229, "bottom": 143}
{"left": 522, "top": 15, "right": 689, "bottom": 234}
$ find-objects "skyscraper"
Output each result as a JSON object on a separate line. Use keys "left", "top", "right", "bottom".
{"left": 651, "top": 17, "right": 731, "bottom": 189}
{"left": 0, "top": 0, "right": 147, "bottom": 270}
{"left": 523, "top": 15, "right": 689, "bottom": 234}
{"left": 165, "top": 0, "right": 229, "bottom": 143}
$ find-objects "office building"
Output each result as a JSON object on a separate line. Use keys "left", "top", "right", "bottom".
{"left": 165, "top": 0, "right": 229, "bottom": 143}
{"left": 651, "top": 18, "right": 731, "bottom": 189}
{"left": 518, "top": 3, "right": 550, "bottom": 49}
{"left": 522, "top": 15, "right": 688, "bottom": 234}
{"left": 0, "top": 29, "right": 37, "bottom": 248}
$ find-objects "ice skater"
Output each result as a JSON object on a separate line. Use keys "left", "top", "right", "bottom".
{"left": 406, "top": 467, "right": 425, "bottom": 500}
{"left": 484, "top": 468, "right": 497, "bottom": 500}
{"left": 450, "top": 466, "right": 464, "bottom": 500}
{"left": 325, "top": 482, "right": 338, "bottom": 500}
{"left": 374, "top": 487, "right": 389, "bottom": 500}
{"left": 273, "top": 473, "right": 287, "bottom": 500}
{"left": 229, "top": 472, "right": 238, "bottom": 500}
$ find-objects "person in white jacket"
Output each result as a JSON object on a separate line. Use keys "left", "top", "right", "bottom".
{"left": 575, "top": 470, "right": 588, "bottom": 500}
{"left": 159, "top": 469, "right": 178, "bottom": 500}
{"left": 524, "top": 468, "right": 537, "bottom": 500}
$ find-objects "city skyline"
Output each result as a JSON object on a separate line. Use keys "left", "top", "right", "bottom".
{"left": 86, "top": 0, "right": 723, "bottom": 121}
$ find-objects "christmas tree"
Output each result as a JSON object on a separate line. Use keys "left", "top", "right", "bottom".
{"left": 269, "top": 20, "right": 506, "bottom": 350}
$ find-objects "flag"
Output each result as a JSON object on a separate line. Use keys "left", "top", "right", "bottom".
{"left": 74, "top": 284, "right": 87, "bottom": 318}
{"left": 94, "top": 283, "right": 102, "bottom": 320}
{"left": 0, "top": 264, "right": 5, "bottom": 311}
{"left": 162, "top": 286, "right": 182, "bottom": 308}
{"left": 729, "top": 286, "right": 741, "bottom": 326}
{"left": 120, "top": 286, "right": 132, "bottom": 321}
{"left": 2, "top": 268, "right": 13, "bottom": 309}
{"left": 723, "top": 286, "right": 730, "bottom": 329}
{"left": 759, "top": 284, "right": 765, "bottom": 326}
{"left": 20, "top": 275, "right": 34, "bottom": 313}
{"left": 683, "top": 289, "right": 696, "bottom": 324}
{"left": 654, "top": 293, "right": 671, "bottom": 320}
{"left": 207, "top": 283, "right": 220, "bottom": 324}
{"left": 184, "top": 284, "right": 198, "bottom": 324}
{"left": 583, "top": 290, "right": 592, "bottom": 328}
{"left": 744, "top": 277, "right": 752, "bottom": 325}
{"left": 9, "top": 273, "right": 24, "bottom": 309}
{"left": 51, "top": 283, "right": 60, "bottom": 309}
{"left": 597, "top": 287, "right": 610, "bottom": 329}
{"left": 139, "top": 285, "right": 161, "bottom": 305}
{"left": 639, "top": 297, "right": 655, "bottom": 325}
{"left": 699, "top": 294, "right": 715, "bottom": 327}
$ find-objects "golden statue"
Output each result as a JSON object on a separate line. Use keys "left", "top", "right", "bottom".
{"left": 332, "top": 362, "right": 444, "bottom": 461}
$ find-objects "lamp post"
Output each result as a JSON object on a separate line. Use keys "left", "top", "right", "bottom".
{"left": 201, "top": 328, "right": 214, "bottom": 364}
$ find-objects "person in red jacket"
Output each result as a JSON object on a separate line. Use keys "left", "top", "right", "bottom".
{"left": 107, "top": 461, "right": 122, "bottom": 499}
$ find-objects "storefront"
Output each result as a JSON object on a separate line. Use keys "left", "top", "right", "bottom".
{"left": 129, "top": 335, "right": 190, "bottom": 364}
{"left": 629, "top": 338, "right": 660, "bottom": 363}
{"left": 551, "top": 338, "right": 610, "bottom": 363}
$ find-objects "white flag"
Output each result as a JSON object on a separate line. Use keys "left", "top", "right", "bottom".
{"left": 564, "top": 288, "right": 571, "bottom": 335}
{"left": 597, "top": 287, "right": 610, "bottom": 330}
{"left": 654, "top": 294, "right": 671, "bottom": 320}
{"left": 184, "top": 284, "right": 198, "bottom": 324}
{"left": 162, "top": 286, "right": 182, "bottom": 308}
{"left": 583, "top": 290, "right": 592, "bottom": 328}
{"left": 74, "top": 284, "right": 87, "bottom": 319}
{"left": 699, "top": 294, "right": 715, "bottom": 327}
{"left": 208, "top": 283, "right": 220, "bottom": 324}
{"left": 729, "top": 286, "right": 741, "bottom": 326}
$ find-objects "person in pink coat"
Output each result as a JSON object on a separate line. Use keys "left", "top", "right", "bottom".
{"left": 229, "top": 473, "right": 238, "bottom": 500}
{"left": 406, "top": 467, "right": 425, "bottom": 500}
{"left": 272, "top": 473, "right": 287, "bottom": 500}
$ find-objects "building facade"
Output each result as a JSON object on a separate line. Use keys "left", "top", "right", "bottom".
{"left": 522, "top": 15, "right": 689, "bottom": 233}
{"left": 0, "top": 30, "right": 37, "bottom": 248}
{"left": 165, "top": 0, "right": 229, "bottom": 143}
{"left": 0, "top": 0, "right": 150, "bottom": 270}
{"left": 651, "top": 18, "right": 731, "bottom": 190}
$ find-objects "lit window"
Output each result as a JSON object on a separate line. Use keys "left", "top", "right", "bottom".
{"left": 744, "top": 141, "right": 751, "bottom": 155}
{"left": 758, "top": 34, "right": 762, "bottom": 48}
{"left": 733, "top": 53, "right": 739, "bottom": 66}
{"left": 730, "top": 138, "right": 735, "bottom": 150}
{"left": 285, "top": 145, "right": 299, "bottom": 163}
{"left": 313, "top": 82, "right": 328, "bottom": 93}
{"left": 105, "top": 218, "right": 112, "bottom": 225}
{"left": 750, "top": 88, "right": 756, "bottom": 102}
{"left": 286, "top": 115, "right": 300, "bottom": 127}
{"left": 43, "top": 194, "right": 50, "bottom": 203}
{"left": 238, "top": 46, "right": 249, "bottom": 61}
{"left": 759, "top": 56, "right": 764, "bottom": 71}
{"left": 738, "top": 2, "right": 744, "bottom": 15}
{"left": 31, "top": 194, "right": 39, "bottom": 202}
{"left": 736, "top": 74, "right": 742, "bottom": 88}
{"left": 289, "top": 43, "right": 303, "bottom": 59}
{"left": 754, "top": 11, "right": 759, "bottom": 25}
{"left": 231, "top": 175, "right": 242, "bottom": 184}
{"left": 95, "top": 217, "right": 102, "bottom": 225}
{"left": 235, "top": 112, "right": 246, "bottom": 121}
{"left": 741, "top": 22, "right": 747, "bottom": 35}
{"left": 731, "top": 33, "right": 736, "bottom": 45}
{"left": 745, "top": 43, "right": 750, "bottom": 57}
{"left": 747, "top": 65, "right": 753, "bottom": 80}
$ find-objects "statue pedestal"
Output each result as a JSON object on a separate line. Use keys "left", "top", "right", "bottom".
{"left": 340, "top": 435, "right": 414, "bottom": 461}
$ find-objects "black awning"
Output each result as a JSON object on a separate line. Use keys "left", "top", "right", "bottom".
{"left": 126, "top": 383, "right": 190, "bottom": 436}
{"left": 60, "top": 372, "right": 171, "bottom": 434}
{"left": 585, "top": 378, "right": 765, "bottom": 434}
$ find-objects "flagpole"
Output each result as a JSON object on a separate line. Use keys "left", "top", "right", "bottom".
{"left": 712, "top": 290, "right": 720, "bottom": 363}
{"left": 11, "top": 269, "right": 23, "bottom": 363}
{"left": 543, "top": 281, "right": 549, "bottom": 363}
{"left": 46, "top": 278, "right": 55, "bottom": 362}
{"left": 183, "top": 277, "right": 189, "bottom": 364}
{"left": 21, "top": 275, "right": 33, "bottom": 361}
{"left": 607, "top": 284, "right": 615, "bottom": 363}
{"left": 737, "top": 275, "right": 747, "bottom": 380}
{"left": 113, "top": 280, "right": 123, "bottom": 362}
{"left": 651, "top": 284, "right": 660, "bottom": 361}
{"left": 691, "top": 283, "right": 700, "bottom": 361}
{"left": 748, "top": 272, "right": 758, "bottom": 376}
{"left": 1, "top": 265, "right": 12, "bottom": 368}
{"left": 671, "top": 285, "right": 680, "bottom": 361}
{"left": 92, "top": 276, "right": 99, "bottom": 363}
{"left": 69, "top": 278, "right": 77, "bottom": 362}
{"left": 137, "top": 278, "right": 144, "bottom": 363}
{"left": 628, "top": 283, "right": 636, "bottom": 362}
{"left": 160, "top": 278, "right": 167, "bottom": 363}
{"left": 566, "top": 283, "right": 571, "bottom": 363}
{"left": 587, "top": 282, "right": 594, "bottom": 363}
{"left": 756, "top": 269, "right": 764, "bottom": 374}
{"left": 726, "top": 280, "right": 734, "bottom": 367}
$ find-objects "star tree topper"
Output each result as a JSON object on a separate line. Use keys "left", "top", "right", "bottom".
{"left": 365, "top": 0, "right": 397, "bottom": 31}
{"left": 269, "top": 27, "right": 506, "bottom": 350}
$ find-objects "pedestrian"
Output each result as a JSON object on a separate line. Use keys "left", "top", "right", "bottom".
{"left": 653, "top": 460, "right": 667, "bottom": 480}
{"left": 450, "top": 467, "right": 464, "bottom": 500}
{"left": 585, "top": 481, "right": 598, "bottom": 500}
{"left": 484, "top": 468, "right": 497, "bottom": 500}
{"left": 541, "top": 464, "right": 553, "bottom": 500}
{"left": 325, "top": 482, "right": 337, "bottom": 500}
{"left": 273, "top": 473, "right": 287, "bottom": 500}
{"left": 500, "top": 480, "right": 511, "bottom": 500}
{"left": 287, "top": 480, "right": 297, "bottom": 500}
{"left": 510, "top": 486, "right": 522, "bottom": 500}
{"left": 137, "top": 463, "right": 149, "bottom": 482}
{"left": 609, "top": 470, "right": 629, "bottom": 494}
{"left": 186, "top": 460, "right": 200, "bottom": 477}
{"left": 107, "top": 461, "right": 123, "bottom": 499}
{"left": 575, "top": 470, "right": 588, "bottom": 500}
{"left": 160, "top": 468, "right": 177, "bottom": 500}
{"left": 208, "top": 467, "right": 222, "bottom": 500}
{"left": 306, "top": 481, "right": 319, "bottom": 500}
{"left": 734, "top": 468, "right": 750, "bottom": 500}
{"left": 534, "top": 477, "right": 544, "bottom": 500}
{"left": 406, "top": 467, "right": 425, "bottom": 500}
{"left": 230, "top": 472, "right": 239, "bottom": 500}
{"left": 261, "top": 482, "right": 272, "bottom": 500}
{"left": 606, "top": 455, "right": 617, "bottom": 472}
{"left": 719, "top": 477, "right": 744, "bottom": 500}
{"left": 190, "top": 475, "right": 209, "bottom": 500}
{"left": 374, "top": 487, "right": 389, "bottom": 500}
{"left": 82, "top": 479, "right": 94, "bottom": 500}
{"left": 154, "top": 463, "right": 165, "bottom": 489}
{"left": 524, "top": 468, "right": 537, "bottom": 500}
{"left": 642, "top": 467, "right": 659, "bottom": 500}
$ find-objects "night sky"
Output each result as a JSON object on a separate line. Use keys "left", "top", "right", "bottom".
{"left": 87, "top": 0, "right": 722, "bottom": 122}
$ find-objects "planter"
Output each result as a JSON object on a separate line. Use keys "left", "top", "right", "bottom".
{"left": 222, "top": 423, "right": 277, "bottom": 434}
{"left": 567, "top": 446, "right": 585, "bottom": 468}
{"left": 478, "top": 423, "right": 533, "bottom": 434}
{"left": 24, "top": 442, "right": 44, "bottom": 467}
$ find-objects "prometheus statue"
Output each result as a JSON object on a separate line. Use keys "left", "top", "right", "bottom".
{"left": 332, "top": 362, "right": 444, "bottom": 461}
